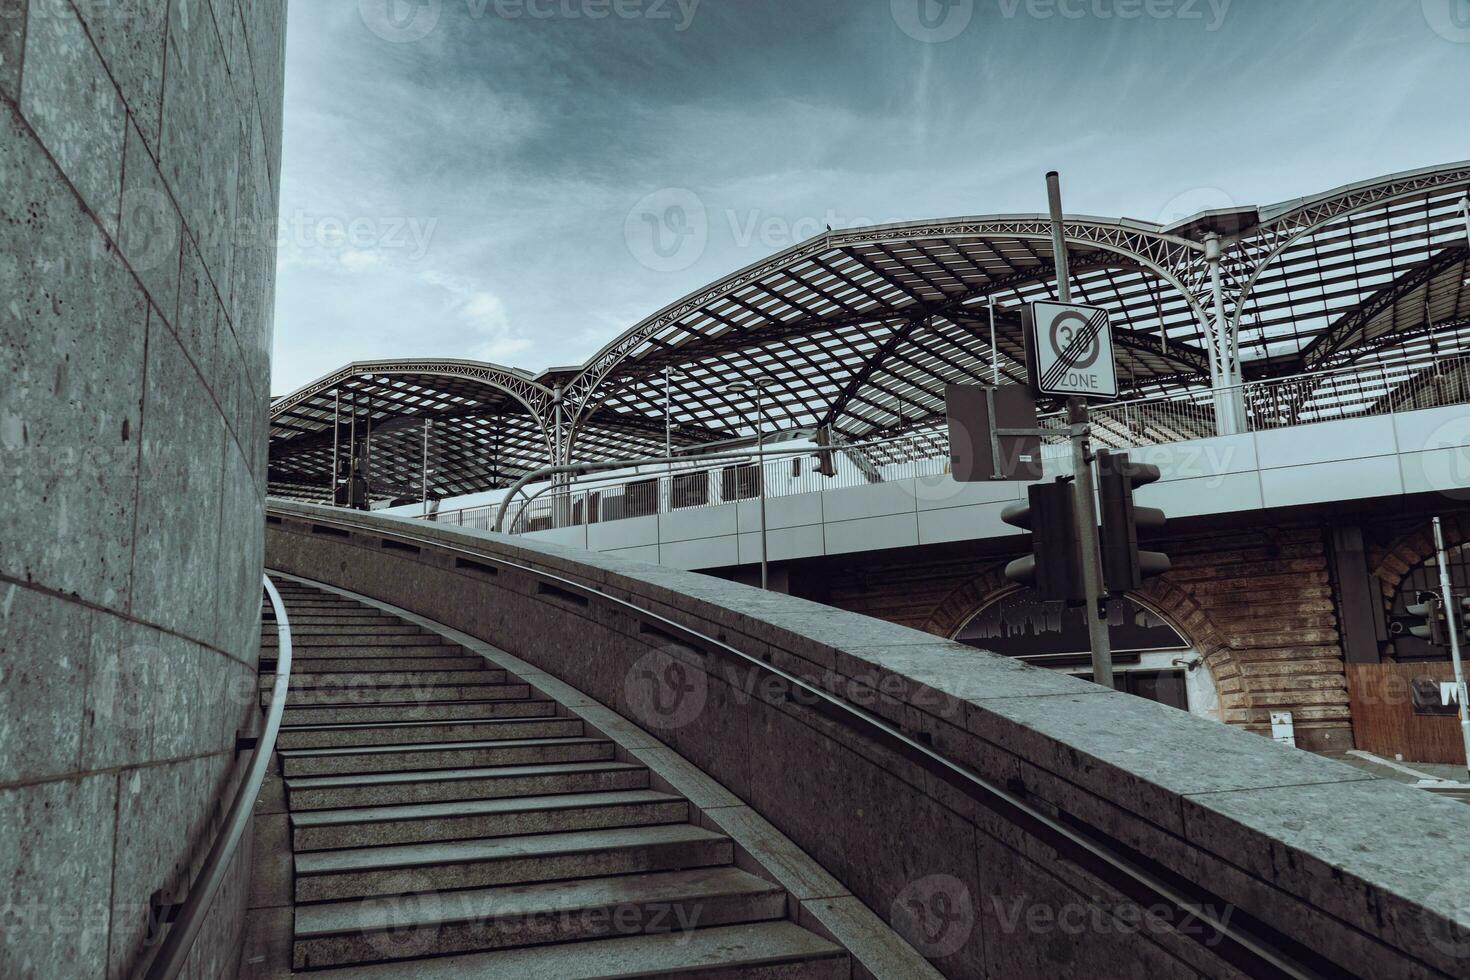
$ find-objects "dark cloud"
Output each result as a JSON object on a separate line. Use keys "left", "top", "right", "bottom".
{"left": 272, "top": 0, "right": 1470, "bottom": 394}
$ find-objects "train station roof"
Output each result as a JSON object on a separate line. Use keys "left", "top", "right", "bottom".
{"left": 269, "top": 161, "right": 1470, "bottom": 504}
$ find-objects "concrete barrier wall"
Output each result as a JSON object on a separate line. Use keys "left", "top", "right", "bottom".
{"left": 267, "top": 499, "right": 1470, "bottom": 979}
{"left": 1, "top": 2, "right": 286, "bottom": 977}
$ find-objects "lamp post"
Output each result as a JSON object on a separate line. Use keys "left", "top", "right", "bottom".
{"left": 724, "top": 378, "right": 773, "bottom": 590}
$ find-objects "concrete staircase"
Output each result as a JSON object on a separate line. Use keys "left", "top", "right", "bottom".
{"left": 264, "top": 578, "right": 850, "bottom": 977}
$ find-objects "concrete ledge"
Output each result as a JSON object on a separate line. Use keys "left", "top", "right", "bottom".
{"left": 266, "top": 500, "right": 1470, "bottom": 979}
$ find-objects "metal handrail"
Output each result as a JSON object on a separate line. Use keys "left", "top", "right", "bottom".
{"left": 277, "top": 505, "right": 1343, "bottom": 979}
{"left": 144, "top": 574, "right": 293, "bottom": 980}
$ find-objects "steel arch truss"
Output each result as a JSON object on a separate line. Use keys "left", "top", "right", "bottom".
{"left": 1225, "top": 164, "right": 1470, "bottom": 372}
{"left": 563, "top": 218, "right": 1214, "bottom": 447}
{"left": 267, "top": 360, "right": 560, "bottom": 504}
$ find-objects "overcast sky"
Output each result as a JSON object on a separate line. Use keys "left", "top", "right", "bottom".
{"left": 270, "top": 0, "right": 1470, "bottom": 396}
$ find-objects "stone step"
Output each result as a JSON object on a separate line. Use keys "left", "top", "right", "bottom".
{"left": 278, "top": 624, "right": 432, "bottom": 637}
{"left": 286, "top": 760, "right": 649, "bottom": 811}
{"left": 273, "top": 608, "right": 402, "bottom": 619}
{"left": 275, "top": 612, "right": 403, "bottom": 623}
{"left": 290, "top": 789, "right": 689, "bottom": 851}
{"left": 280, "top": 736, "right": 616, "bottom": 778}
{"left": 264, "top": 683, "right": 532, "bottom": 708}
{"left": 278, "top": 606, "right": 379, "bottom": 616}
{"left": 264, "top": 668, "right": 507, "bottom": 690}
{"left": 277, "top": 716, "right": 584, "bottom": 751}
{"left": 299, "top": 922, "right": 848, "bottom": 980}
{"left": 281, "top": 698, "right": 557, "bottom": 727}
{"left": 284, "top": 644, "right": 468, "bottom": 660}
{"left": 263, "top": 655, "right": 489, "bottom": 673}
{"left": 294, "top": 822, "right": 730, "bottom": 902}
{"left": 264, "top": 634, "right": 454, "bottom": 648}
{"left": 291, "top": 866, "right": 785, "bottom": 969}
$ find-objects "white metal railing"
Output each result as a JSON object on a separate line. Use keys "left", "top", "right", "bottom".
{"left": 427, "top": 351, "right": 1470, "bottom": 535}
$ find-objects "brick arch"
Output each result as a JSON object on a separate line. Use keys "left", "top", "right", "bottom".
{"left": 921, "top": 569, "right": 1249, "bottom": 729}
{"left": 1370, "top": 514, "right": 1470, "bottom": 611}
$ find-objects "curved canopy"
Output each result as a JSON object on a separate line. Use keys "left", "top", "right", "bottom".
{"left": 269, "top": 162, "right": 1470, "bottom": 503}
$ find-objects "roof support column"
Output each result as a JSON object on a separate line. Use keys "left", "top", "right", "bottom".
{"left": 552, "top": 384, "right": 571, "bottom": 529}
{"left": 1205, "top": 233, "right": 1245, "bottom": 435}
{"left": 1461, "top": 195, "right": 1470, "bottom": 255}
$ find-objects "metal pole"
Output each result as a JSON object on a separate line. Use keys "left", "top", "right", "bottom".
{"left": 756, "top": 386, "right": 770, "bottom": 591}
{"left": 1432, "top": 517, "right": 1470, "bottom": 779}
{"left": 553, "top": 386, "right": 566, "bottom": 527}
{"left": 664, "top": 368, "right": 673, "bottom": 463}
{"left": 422, "top": 420, "right": 431, "bottom": 517}
{"left": 364, "top": 396, "right": 373, "bottom": 497}
{"left": 989, "top": 294, "right": 999, "bottom": 385}
{"left": 330, "top": 389, "right": 340, "bottom": 506}
{"left": 349, "top": 393, "right": 357, "bottom": 508}
{"left": 1048, "top": 170, "right": 1114, "bottom": 691}
{"left": 664, "top": 367, "right": 674, "bottom": 512}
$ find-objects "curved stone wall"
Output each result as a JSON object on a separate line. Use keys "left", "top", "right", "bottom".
{"left": 267, "top": 500, "right": 1469, "bottom": 980}
{"left": 1, "top": 2, "right": 285, "bottom": 976}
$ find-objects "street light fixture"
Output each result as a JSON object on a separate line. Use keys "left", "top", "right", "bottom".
{"left": 724, "top": 377, "right": 775, "bottom": 590}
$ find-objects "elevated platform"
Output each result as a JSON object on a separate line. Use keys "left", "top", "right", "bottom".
{"left": 514, "top": 401, "right": 1470, "bottom": 569}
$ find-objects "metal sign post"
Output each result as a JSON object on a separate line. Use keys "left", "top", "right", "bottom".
{"left": 1047, "top": 171, "right": 1115, "bottom": 692}
{"left": 945, "top": 384, "right": 1044, "bottom": 483}
{"left": 1432, "top": 516, "right": 1470, "bottom": 778}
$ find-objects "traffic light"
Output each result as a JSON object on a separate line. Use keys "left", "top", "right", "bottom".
{"left": 1406, "top": 591, "right": 1447, "bottom": 647}
{"left": 1097, "top": 450, "right": 1171, "bottom": 594}
{"left": 1001, "top": 478, "right": 1085, "bottom": 605}
{"left": 813, "top": 425, "right": 837, "bottom": 478}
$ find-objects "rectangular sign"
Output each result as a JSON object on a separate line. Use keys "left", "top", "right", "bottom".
{"left": 945, "top": 384, "right": 1044, "bottom": 483}
{"left": 1024, "top": 301, "right": 1118, "bottom": 399}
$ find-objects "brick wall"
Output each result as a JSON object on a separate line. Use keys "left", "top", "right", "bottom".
{"left": 800, "top": 522, "right": 1353, "bottom": 753}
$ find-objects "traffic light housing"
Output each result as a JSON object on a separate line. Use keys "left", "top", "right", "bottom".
{"left": 1097, "top": 450, "right": 1171, "bottom": 594}
{"left": 1001, "top": 478, "right": 1085, "bottom": 605}
{"left": 1406, "top": 591, "right": 1447, "bottom": 647}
